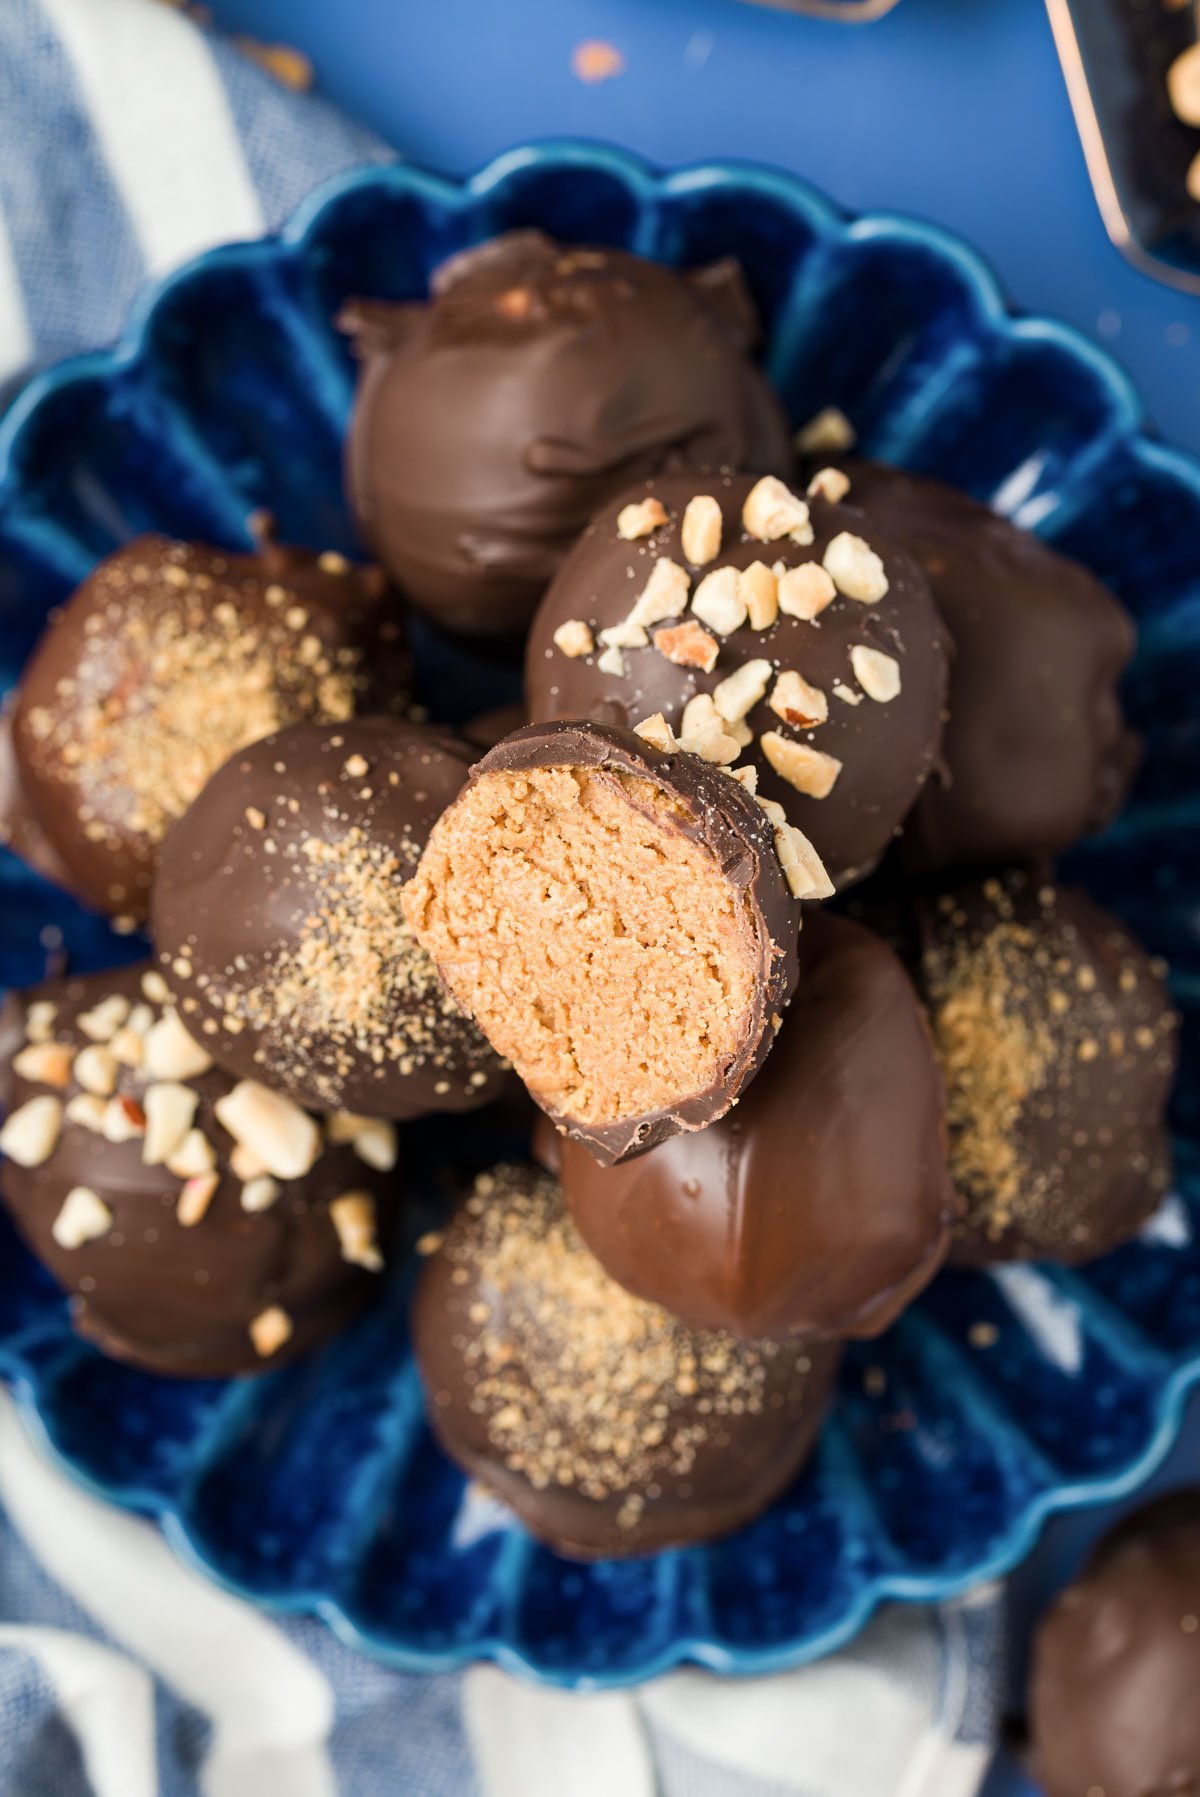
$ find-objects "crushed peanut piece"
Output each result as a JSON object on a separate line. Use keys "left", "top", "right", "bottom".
{"left": 807, "top": 467, "right": 851, "bottom": 504}
{"left": 1168, "top": 41, "right": 1200, "bottom": 125}
{"left": 77, "top": 995, "right": 130, "bottom": 1042}
{"left": 616, "top": 496, "right": 668, "bottom": 540}
{"left": 142, "top": 1081, "right": 199, "bottom": 1166}
{"left": 65, "top": 1094, "right": 107, "bottom": 1132}
{"left": 241, "top": 1175, "right": 281, "bottom": 1213}
{"left": 742, "top": 476, "right": 813, "bottom": 544}
{"left": 102, "top": 1096, "right": 146, "bottom": 1143}
{"left": 823, "top": 532, "right": 889, "bottom": 603}
{"left": 352, "top": 1119, "right": 398, "bottom": 1172}
{"left": 778, "top": 563, "right": 837, "bottom": 621}
{"left": 166, "top": 1128, "right": 215, "bottom": 1178}
{"left": 795, "top": 406, "right": 856, "bottom": 455}
{"left": 739, "top": 562, "right": 778, "bottom": 630}
{"left": 330, "top": 1191, "right": 384, "bottom": 1271}
{"left": 681, "top": 495, "right": 723, "bottom": 566}
{"left": 690, "top": 566, "right": 747, "bottom": 636}
{"left": 679, "top": 723, "right": 740, "bottom": 765}
{"left": 596, "top": 646, "right": 626, "bottom": 677}
{"left": 628, "top": 558, "right": 691, "bottom": 628}
{"left": 213, "top": 1081, "right": 320, "bottom": 1180}
{"left": 850, "top": 644, "right": 901, "bottom": 702}
{"left": 770, "top": 670, "right": 828, "bottom": 728}
{"left": 597, "top": 620, "right": 649, "bottom": 650}
{"left": 0, "top": 1095, "right": 62, "bottom": 1167}
{"left": 552, "top": 619, "right": 594, "bottom": 659}
{"left": 653, "top": 620, "right": 719, "bottom": 673}
{"left": 832, "top": 681, "right": 863, "bottom": 707}
{"left": 249, "top": 1306, "right": 293, "bottom": 1358}
{"left": 713, "top": 658, "right": 772, "bottom": 724}
{"left": 74, "top": 1045, "right": 118, "bottom": 1097}
{"left": 12, "top": 1043, "right": 72, "bottom": 1088}
{"left": 725, "top": 764, "right": 759, "bottom": 795}
{"left": 177, "top": 1173, "right": 219, "bottom": 1227}
{"left": 761, "top": 731, "right": 843, "bottom": 799}
{"left": 143, "top": 1010, "right": 213, "bottom": 1081}
{"left": 773, "top": 821, "right": 835, "bottom": 900}
{"left": 141, "top": 971, "right": 170, "bottom": 1005}
{"left": 52, "top": 1186, "right": 113, "bottom": 1249}
{"left": 633, "top": 713, "right": 678, "bottom": 753}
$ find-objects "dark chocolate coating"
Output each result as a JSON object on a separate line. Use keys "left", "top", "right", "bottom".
{"left": 341, "top": 232, "right": 792, "bottom": 637}
{"left": 152, "top": 718, "right": 506, "bottom": 1118}
{"left": 558, "top": 910, "right": 955, "bottom": 1339}
{"left": 838, "top": 462, "right": 1138, "bottom": 872}
{"left": 525, "top": 471, "right": 949, "bottom": 884}
{"left": 413, "top": 1163, "right": 840, "bottom": 1558}
{"left": 0, "top": 963, "right": 399, "bottom": 1377}
{"left": 7, "top": 534, "right": 406, "bottom": 921}
{"left": 913, "top": 871, "right": 1177, "bottom": 1265}
{"left": 403, "top": 719, "right": 803, "bottom": 1165}
{"left": 1030, "top": 1492, "right": 1200, "bottom": 1797}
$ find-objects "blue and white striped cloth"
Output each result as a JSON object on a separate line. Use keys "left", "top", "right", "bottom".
{"left": 0, "top": 4, "right": 1005, "bottom": 1792}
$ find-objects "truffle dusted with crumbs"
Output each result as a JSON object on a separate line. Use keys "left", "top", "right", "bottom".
{"left": 525, "top": 471, "right": 949, "bottom": 885}
{"left": 558, "top": 911, "right": 955, "bottom": 1340}
{"left": 1030, "top": 1493, "right": 1200, "bottom": 1797}
{"left": 414, "top": 1163, "right": 840, "bottom": 1558}
{"left": 834, "top": 462, "right": 1138, "bottom": 872}
{"left": 5, "top": 533, "right": 406, "bottom": 922}
{"left": 152, "top": 719, "right": 507, "bottom": 1119}
{"left": 914, "top": 872, "right": 1177, "bottom": 1265}
{"left": 340, "top": 231, "right": 791, "bottom": 636}
{"left": 402, "top": 720, "right": 814, "bottom": 1165}
{"left": 0, "top": 963, "right": 399, "bottom": 1376}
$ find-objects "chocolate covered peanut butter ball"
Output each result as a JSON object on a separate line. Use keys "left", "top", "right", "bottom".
{"left": 403, "top": 720, "right": 819, "bottom": 1165}
{"left": 835, "top": 462, "right": 1138, "bottom": 872}
{"left": 0, "top": 963, "right": 399, "bottom": 1376}
{"left": 340, "top": 232, "right": 791, "bottom": 636}
{"left": 1030, "top": 1493, "right": 1200, "bottom": 1797}
{"left": 557, "top": 910, "right": 955, "bottom": 1340}
{"left": 525, "top": 470, "right": 949, "bottom": 885}
{"left": 5, "top": 533, "right": 405, "bottom": 922}
{"left": 152, "top": 719, "right": 506, "bottom": 1119}
{"left": 414, "top": 1163, "right": 840, "bottom": 1558}
{"left": 915, "top": 871, "right": 1177, "bottom": 1265}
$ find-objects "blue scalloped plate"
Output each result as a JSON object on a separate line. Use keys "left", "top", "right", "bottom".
{"left": 1, "top": 144, "right": 1199, "bottom": 1687}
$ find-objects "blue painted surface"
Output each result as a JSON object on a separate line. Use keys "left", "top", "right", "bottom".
{"left": 1, "top": 154, "right": 1199, "bottom": 1704}
{"left": 205, "top": 0, "right": 1200, "bottom": 463}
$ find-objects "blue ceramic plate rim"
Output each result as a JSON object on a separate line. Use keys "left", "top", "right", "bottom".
{"left": 0, "top": 141, "right": 1197, "bottom": 1685}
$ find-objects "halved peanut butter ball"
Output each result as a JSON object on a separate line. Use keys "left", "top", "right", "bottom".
{"left": 402, "top": 720, "right": 818, "bottom": 1164}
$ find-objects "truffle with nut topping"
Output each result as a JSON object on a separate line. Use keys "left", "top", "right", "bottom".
{"left": 402, "top": 720, "right": 810, "bottom": 1166}
{"left": 830, "top": 462, "right": 1138, "bottom": 872}
{"left": 524, "top": 470, "right": 949, "bottom": 885}
{"left": 152, "top": 718, "right": 507, "bottom": 1119}
{"left": 911, "top": 871, "right": 1177, "bottom": 1265}
{"left": 339, "top": 231, "right": 791, "bottom": 637}
{"left": 0, "top": 962, "right": 400, "bottom": 1376}
{"left": 413, "top": 1162, "right": 840, "bottom": 1558}
{"left": 4, "top": 532, "right": 407, "bottom": 923}
{"left": 1029, "top": 1492, "right": 1200, "bottom": 1797}
{"left": 557, "top": 910, "right": 955, "bottom": 1340}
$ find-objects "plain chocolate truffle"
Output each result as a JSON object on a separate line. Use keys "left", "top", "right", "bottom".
{"left": 0, "top": 963, "right": 399, "bottom": 1377}
{"left": 403, "top": 720, "right": 816, "bottom": 1165}
{"left": 340, "top": 231, "right": 791, "bottom": 636}
{"left": 524, "top": 470, "right": 949, "bottom": 885}
{"left": 152, "top": 718, "right": 506, "bottom": 1119}
{"left": 915, "top": 871, "right": 1177, "bottom": 1265}
{"left": 558, "top": 910, "right": 955, "bottom": 1340}
{"left": 836, "top": 462, "right": 1138, "bottom": 872}
{"left": 1030, "top": 1492, "right": 1200, "bottom": 1797}
{"left": 6, "top": 534, "right": 405, "bottom": 922}
{"left": 413, "top": 1163, "right": 840, "bottom": 1558}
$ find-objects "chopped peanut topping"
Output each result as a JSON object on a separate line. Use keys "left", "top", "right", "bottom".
{"left": 12, "top": 1043, "right": 72, "bottom": 1088}
{"left": 598, "top": 620, "right": 649, "bottom": 650}
{"left": 633, "top": 713, "right": 677, "bottom": 753}
{"left": 823, "top": 532, "right": 889, "bottom": 603}
{"left": 795, "top": 407, "right": 856, "bottom": 455}
{"left": 653, "top": 620, "right": 719, "bottom": 673}
{"left": 52, "top": 1186, "right": 113, "bottom": 1249}
{"left": 832, "top": 680, "right": 863, "bottom": 707}
{"left": 761, "top": 731, "right": 843, "bottom": 798}
{"left": 628, "top": 558, "right": 690, "bottom": 628}
{"left": 850, "top": 644, "right": 902, "bottom": 702}
{"left": 690, "top": 566, "right": 746, "bottom": 636}
{"left": 681, "top": 495, "right": 723, "bottom": 567}
{"left": 617, "top": 496, "right": 669, "bottom": 540}
{"left": 553, "top": 619, "right": 594, "bottom": 659}
{"left": 596, "top": 645, "right": 626, "bottom": 677}
{"left": 807, "top": 467, "right": 851, "bottom": 504}
{"left": 177, "top": 1173, "right": 219, "bottom": 1227}
{"left": 742, "top": 477, "right": 813, "bottom": 545}
{"left": 713, "top": 658, "right": 772, "bottom": 724}
{"left": 778, "top": 563, "right": 836, "bottom": 621}
{"left": 0, "top": 1095, "right": 62, "bottom": 1167}
{"left": 774, "top": 820, "right": 836, "bottom": 899}
{"left": 739, "top": 562, "right": 778, "bottom": 630}
{"left": 249, "top": 1306, "right": 293, "bottom": 1358}
{"left": 770, "top": 670, "right": 828, "bottom": 728}
{"left": 330, "top": 1191, "right": 384, "bottom": 1271}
